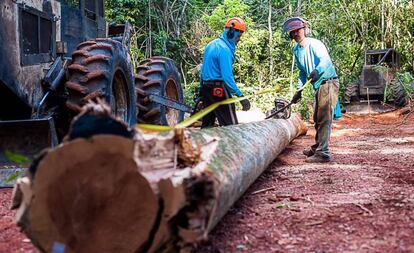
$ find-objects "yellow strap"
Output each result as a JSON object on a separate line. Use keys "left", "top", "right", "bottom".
{"left": 137, "top": 78, "right": 297, "bottom": 132}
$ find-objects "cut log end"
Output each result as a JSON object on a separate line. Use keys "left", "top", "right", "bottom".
{"left": 25, "top": 136, "right": 159, "bottom": 253}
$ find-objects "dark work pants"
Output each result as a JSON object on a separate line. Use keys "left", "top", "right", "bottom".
{"left": 200, "top": 82, "right": 238, "bottom": 128}
{"left": 311, "top": 79, "right": 339, "bottom": 159}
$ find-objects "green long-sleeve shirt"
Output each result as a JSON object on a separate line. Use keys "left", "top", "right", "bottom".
{"left": 293, "top": 38, "right": 341, "bottom": 120}
{"left": 293, "top": 38, "right": 337, "bottom": 90}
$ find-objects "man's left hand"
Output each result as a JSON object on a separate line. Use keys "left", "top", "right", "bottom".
{"left": 309, "top": 69, "right": 319, "bottom": 83}
{"left": 240, "top": 98, "right": 251, "bottom": 111}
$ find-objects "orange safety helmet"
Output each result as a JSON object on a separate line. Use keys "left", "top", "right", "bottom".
{"left": 224, "top": 17, "right": 247, "bottom": 33}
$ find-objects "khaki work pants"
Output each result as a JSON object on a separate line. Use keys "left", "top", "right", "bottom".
{"left": 311, "top": 79, "right": 339, "bottom": 159}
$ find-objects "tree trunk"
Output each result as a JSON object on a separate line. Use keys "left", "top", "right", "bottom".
{"left": 268, "top": 0, "right": 273, "bottom": 77}
{"left": 12, "top": 111, "right": 307, "bottom": 252}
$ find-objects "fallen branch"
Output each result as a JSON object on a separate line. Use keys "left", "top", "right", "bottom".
{"left": 355, "top": 203, "right": 373, "bottom": 216}
{"left": 305, "top": 196, "right": 315, "bottom": 207}
{"left": 305, "top": 220, "right": 324, "bottom": 226}
{"left": 251, "top": 186, "right": 277, "bottom": 195}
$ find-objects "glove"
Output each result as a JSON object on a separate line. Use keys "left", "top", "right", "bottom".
{"left": 291, "top": 90, "right": 302, "bottom": 104}
{"left": 240, "top": 98, "right": 251, "bottom": 111}
{"left": 308, "top": 69, "right": 319, "bottom": 83}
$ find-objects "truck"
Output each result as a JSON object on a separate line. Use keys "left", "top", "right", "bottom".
{"left": 343, "top": 48, "right": 409, "bottom": 113}
{"left": 0, "top": 0, "right": 186, "bottom": 184}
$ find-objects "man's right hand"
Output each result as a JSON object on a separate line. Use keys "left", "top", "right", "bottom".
{"left": 240, "top": 98, "right": 251, "bottom": 111}
{"left": 291, "top": 90, "right": 302, "bottom": 104}
{"left": 308, "top": 69, "right": 319, "bottom": 83}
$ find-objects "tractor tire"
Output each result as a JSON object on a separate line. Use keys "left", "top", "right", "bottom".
{"left": 65, "top": 38, "right": 136, "bottom": 126}
{"left": 391, "top": 81, "right": 408, "bottom": 107}
{"left": 135, "top": 56, "right": 184, "bottom": 126}
{"left": 343, "top": 82, "right": 359, "bottom": 104}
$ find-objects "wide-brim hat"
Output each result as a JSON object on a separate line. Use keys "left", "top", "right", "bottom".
{"left": 283, "top": 17, "right": 307, "bottom": 33}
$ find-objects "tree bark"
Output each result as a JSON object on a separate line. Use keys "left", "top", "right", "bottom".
{"left": 12, "top": 112, "right": 307, "bottom": 252}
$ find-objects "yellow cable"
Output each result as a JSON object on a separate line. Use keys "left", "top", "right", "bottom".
{"left": 137, "top": 78, "right": 294, "bottom": 131}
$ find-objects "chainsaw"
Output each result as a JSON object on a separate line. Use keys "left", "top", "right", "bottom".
{"left": 265, "top": 98, "right": 292, "bottom": 119}
{"left": 265, "top": 78, "right": 311, "bottom": 120}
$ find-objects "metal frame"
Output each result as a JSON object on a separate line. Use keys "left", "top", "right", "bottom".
{"left": 360, "top": 48, "right": 400, "bottom": 98}
{"left": 18, "top": 5, "right": 56, "bottom": 66}
{"left": 83, "top": 0, "right": 105, "bottom": 20}
{"left": 364, "top": 48, "right": 400, "bottom": 68}
{"left": 61, "top": 0, "right": 106, "bottom": 56}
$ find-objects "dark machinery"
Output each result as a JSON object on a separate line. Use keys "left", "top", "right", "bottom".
{"left": 343, "top": 48, "right": 408, "bottom": 113}
{"left": 0, "top": 0, "right": 186, "bottom": 184}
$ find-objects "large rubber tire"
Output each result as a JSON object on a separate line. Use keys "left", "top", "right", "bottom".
{"left": 391, "top": 81, "right": 408, "bottom": 107}
{"left": 65, "top": 38, "right": 136, "bottom": 126}
{"left": 135, "top": 57, "right": 184, "bottom": 126}
{"left": 343, "top": 82, "right": 359, "bottom": 104}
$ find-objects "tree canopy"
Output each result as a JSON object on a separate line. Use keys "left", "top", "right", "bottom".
{"left": 106, "top": 0, "right": 414, "bottom": 117}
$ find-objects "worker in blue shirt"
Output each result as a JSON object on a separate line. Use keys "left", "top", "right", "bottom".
{"left": 283, "top": 17, "right": 340, "bottom": 163}
{"left": 200, "top": 17, "right": 251, "bottom": 128}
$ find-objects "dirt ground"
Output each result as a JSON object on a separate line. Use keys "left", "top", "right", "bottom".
{"left": 1, "top": 109, "right": 414, "bottom": 253}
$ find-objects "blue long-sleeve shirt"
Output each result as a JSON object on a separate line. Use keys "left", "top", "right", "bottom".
{"left": 293, "top": 38, "right": 337, "bottom": 90}
{"left": 201, "top": 32, "right": 243, "bottom": 97}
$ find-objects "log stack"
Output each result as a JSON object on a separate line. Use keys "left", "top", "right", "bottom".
{"left": 12, "top": 102, "right": 307, "bottom": 253}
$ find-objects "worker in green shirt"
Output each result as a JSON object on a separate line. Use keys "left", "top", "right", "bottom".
{"left": 284, "top": 17, "right": 340, "bottom": 163}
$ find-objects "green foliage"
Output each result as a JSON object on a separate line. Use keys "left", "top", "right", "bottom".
{"left": 370, "top": 66, "right": 414, "bottom": 103}
{"left": 275, "top": 203, "right": 287, "bottom": 208}
{"left": 105, "top": 0, "right": 144, "bottom": 25}
{"left": 198, "top": 0, "right": 294, "bottom": 112}
{"left": 5, "top": 170, "right": 24, "bottom": 184}
{"left": 104, "top": 0, "right": 414, "bottom": 119}
{"left": 372, "top": 65, "right": 393, "bottom": 102}
{"left": 202, "top": 0, "right": 251, "bottom": 34}
{"left": 388, "top": 71, "right": 414, "bottom": 103}
{"left": 4, "top": 151, "right": 30, "bottom": 164}
{"left": 3, "top": 151, "right": 30, "bottom": 184}
{"left": 396, "top": 72, "right": 414, "bottom": 95}
{"left": 300, "top": 0, "right": 414, "bottom": 102}
{"left": 183, "top": 81, "right": 201, "bottom": 108}
{"left": 295, "top": 84, "right": 314, "bottom": 120}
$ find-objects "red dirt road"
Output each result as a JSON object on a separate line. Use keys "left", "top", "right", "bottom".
{"left": 1, "top": 110, "right": 414, "bottom": 253}
{"left": 198, "top": 110, "right": 414, "bottom": 253}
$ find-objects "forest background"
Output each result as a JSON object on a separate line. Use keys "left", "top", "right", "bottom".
{"left": 106, "top": 0, "right": 414, "bottom": 118}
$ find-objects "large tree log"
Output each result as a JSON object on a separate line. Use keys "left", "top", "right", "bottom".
{"left": 190, "top": 115, "right": 307, "bottom": 230}
{"left": 12, "top": 105, "right": 307, "bottom": 252}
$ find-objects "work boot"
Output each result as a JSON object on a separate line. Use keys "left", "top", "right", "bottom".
{"left": 305, "top": 154, "right": 330, "bottom": 163}
{"left": 302, "top": 149, "right": 315, "bottom": 157}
